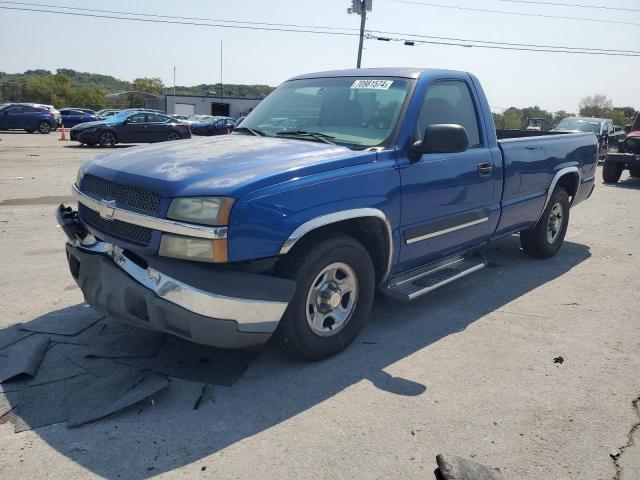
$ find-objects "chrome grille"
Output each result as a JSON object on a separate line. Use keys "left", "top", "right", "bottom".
{"left": 81, "top": 175, "right": 161, "bottom": 216}
{"left": 82, "top": 207, "right": 153, "bottom": 245}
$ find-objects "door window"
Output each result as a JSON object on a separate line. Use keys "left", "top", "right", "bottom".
{"left": 5, "top": 106, "right": 23, "bottom": 114}
{"left": 128, "top": 113, "right": 146, "bottom": 123}
{"left": 147, "top": 113, "right": 169, "bottom": 123}
{"left": 416, "top": 80, "right": 481, "bottom": 147}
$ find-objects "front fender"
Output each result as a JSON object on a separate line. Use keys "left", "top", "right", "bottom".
{"left": 227, "top": 154, "right": 401, "bottom": 264}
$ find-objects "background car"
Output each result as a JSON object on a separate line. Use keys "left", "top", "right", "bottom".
{"left": 170, "top": 114, "right": 191, "bottom": 121}
{"left": 552, "top": 116, "right": 622, "bottom": 160}
{"left": 0, "top": 103, "right": 59, "bottom": 134}
{"left": 60, "top": 108, "right": 98, "bottom": 127}
{"left": 70, "top": 110, "right": 191, "bottom": 147}
{"left": 190, "top": 116, "right": 236, "bottom": 136}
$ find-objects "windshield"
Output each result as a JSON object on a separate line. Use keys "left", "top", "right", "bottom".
{"left": 105, "top": 111, "right": 132, "bottom": 123}
{"left": 554, "top": 117, "right": 600, "bottom": 133}
{"left": 239, "top": 76, "right": 411, "bottom": 148}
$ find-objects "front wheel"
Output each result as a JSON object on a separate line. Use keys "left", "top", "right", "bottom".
{"left": 98, "top": 130, "right": 117, "bottom": 147}
{"left": 276, "top": 233, "right": 375, "bottom": 361}
{"left": 602, "top": 161, "right": 623, "bottom": 184}
{"left": 520, "top": 187, "right": 570, "bottom": 259}
{"left": 38, "top": 121, "right": 51, "bottom": 134}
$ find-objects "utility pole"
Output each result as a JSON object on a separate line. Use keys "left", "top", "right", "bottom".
{"left": 172, "top": 66, "right": 176, "bottom": 114}
{"left": 220, "top": 40, "right": 223, "bottom": 98}
{"left": 349, "top": 0, "right": 372, "bottom": 68}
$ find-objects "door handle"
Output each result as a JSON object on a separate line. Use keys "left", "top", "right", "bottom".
{"left": 477, "top": 162, "right": 492, "bottom": 176}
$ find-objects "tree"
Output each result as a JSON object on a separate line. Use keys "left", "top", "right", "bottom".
{"left": 578, "top": 94, "right": 613, "bottom": 118}
{"left": 131, "top": 77, "right": 165, "bottom": 95}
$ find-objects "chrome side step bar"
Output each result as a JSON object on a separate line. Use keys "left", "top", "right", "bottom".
{"left": 384, "top": 251, "right": 487, "bottom": 302}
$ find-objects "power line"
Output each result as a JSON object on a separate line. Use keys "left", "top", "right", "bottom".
{"left": 499, "top": 0, "right": 640, "bottom": 13}
{"left": 0, "top": 1, "right": 360, "bottom": 32}
{"left": 384, "top": 0, "right": 640, "bottom": 26}
{"left": 368, "top": 28, "right": 640, "bottom": 54}
{"left": 0, "top": 5, "right": 360, "bottom": 36}
{"left": 366, "top": 33, "right": 640, "bottom": 56}
{"left": 1, "top": 4, "right": 638, "bottom": 57}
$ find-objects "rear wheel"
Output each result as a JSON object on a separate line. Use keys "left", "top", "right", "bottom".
{"left": 38, "top": 121, "right": 51, "bottom": 134}
{"left": 276, "top": 233, "right": 375, "bottom": 361}
{"left": 602, "top": 161, "right": 623, "bottom": 183}
{"left": 520, "top": 187, "right": 570, "bottom": 259}
{"left": 98, "top": 130, "right": 117, "bottom": 147}
{"left": 167, "top": 131, "right": 181, "bottom": 141}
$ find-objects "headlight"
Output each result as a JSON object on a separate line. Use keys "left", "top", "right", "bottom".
{"left": 159, "top": 234, "right": 227, "bottom": 263}
{"left": 167, "top": 197, "right": 234, "bottom": 226}
{"left": 75, "top": 167, "right": 84, "bottom": 188}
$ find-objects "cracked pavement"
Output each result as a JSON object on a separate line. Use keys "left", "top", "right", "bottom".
{"left": 0, "top": 132, "right": 639, "bottom": 479}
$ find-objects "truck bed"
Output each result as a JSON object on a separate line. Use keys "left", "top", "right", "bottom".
{"left": 496, "top": 129, "right": 571, "bottom": 140}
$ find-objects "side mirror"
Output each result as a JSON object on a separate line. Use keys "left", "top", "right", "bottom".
{"left": 410, "top": 124, "right": 469, "bottom": 159}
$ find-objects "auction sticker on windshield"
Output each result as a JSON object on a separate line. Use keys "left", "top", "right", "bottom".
{"left": 350, "top": 79, "right": 393, "bottom": 90}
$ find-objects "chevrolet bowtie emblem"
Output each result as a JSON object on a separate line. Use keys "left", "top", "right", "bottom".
{"left": 98, "top": 199, "right": 117, "bottom": 220}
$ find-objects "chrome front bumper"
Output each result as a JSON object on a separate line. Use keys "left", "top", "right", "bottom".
{"left": 58, "top": 206, "right": 295, "bottom": 348}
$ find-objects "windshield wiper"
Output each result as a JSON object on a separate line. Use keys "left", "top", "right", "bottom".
{"left": 275, "top": 130, "right": 336, "bottom": 145}
{"left": 234, "top": 126, "right": 266, "bottom": 136}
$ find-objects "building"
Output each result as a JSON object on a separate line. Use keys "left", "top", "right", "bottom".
{"left": 164, "top": 94, "right": 263, "bottom": 118}
{"left": 105, "top": 91, "right": 265, "bottom": 119}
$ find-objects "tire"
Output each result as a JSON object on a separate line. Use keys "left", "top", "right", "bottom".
{"left": 98, "top": 130, "right": 117, "bottom": 147}
{"left": 275, "top": 233, "right": 375, "bottom": 361}
{"left": 167, "top": 131, "right": 181, "bottom": 141}
{"left": 24, "top": 128, "right": 35, "bottom": 134}
{"left": 38, "top": 121, "right": 51, "bottom": 134}
{"left": 520, "top": 187, "right": 570, "bottom": 259}
{"left": 629, "top": 168, "right": 640, "bottom": 178}
{"left": 602, "top": 161, "right": 623, "bottom": 184}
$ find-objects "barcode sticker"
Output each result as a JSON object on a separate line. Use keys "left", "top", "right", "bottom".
{"left": 350, "top": 79, "right": 393, "bottom": 90}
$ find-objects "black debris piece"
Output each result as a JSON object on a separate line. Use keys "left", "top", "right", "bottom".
{"left": 20, "top": 304, "right": 103, "bottom": 336}
{"left": 193, "top": 384, "right": 214, "bottom": 410}
{"left": 553, "top": 356, "right": 564, "bottom": 364}
{"left": 0, "top": 324, "right": 34, "bottom": 349}
{"left": 15, "top": 380, "right": 68, "bottom": 432}
{"left": 120, "top": 336, "right": 256, "bottom": 386}
{"left": 28, "top": 343, "right": 88, "bottom": 386}
{"left": 87, "top": 322, "right": 164, "bottom": 359}
{"left": 0, "top": 335, "right": 50, "bottom": 382}
{"left": 66, "top": 369, "right": 169, "bottom": 427}
{"left": 435, "top": 453, "right": 504, "bottom": 480}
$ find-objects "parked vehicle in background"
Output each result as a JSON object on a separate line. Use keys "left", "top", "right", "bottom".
{"left": 60, "top": 108, "right": 98, "bottom": 127}
{"left": 552, "top": 116, "right": 620, "bottom": 160}
{"left": 69, "top": 110, "right": 191, "bottom": 147}
{"left": 526, "top": 118, "right": 544, "bottom": 131}
{"left": 190, "top": 116, "right": 236, "bottom": 136}
{"left": 0, "top": 103, "right": 59, "bottom": 133}
{"left": 603, "top": 113, "right": 640, "bottom": 183}
{"left": 59, "top": 68, "right": 597, "bottom": 360}
{"left": 170, "top": 114, "right": 191, "bottom": 121}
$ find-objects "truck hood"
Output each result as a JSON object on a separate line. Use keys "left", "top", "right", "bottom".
{"left": 81, "top": 134, "right": 375, "bottom": 198}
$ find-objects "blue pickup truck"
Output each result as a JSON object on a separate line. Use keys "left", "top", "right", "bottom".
{"left": 58, "top": 68, "right": 597, "bottom": 360}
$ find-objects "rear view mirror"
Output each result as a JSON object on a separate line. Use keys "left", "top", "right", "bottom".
{"left": 410, "top": 124, "right": 469, "bottom": 159}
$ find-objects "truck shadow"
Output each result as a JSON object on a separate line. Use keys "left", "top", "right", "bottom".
{"left": 3, "top": 236, "right": 590, "bottom": 478}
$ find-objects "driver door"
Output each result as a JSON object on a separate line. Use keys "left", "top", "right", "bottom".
{"left": 120, "top": 112, "right": 147, "bottom": 143}
{"left": 398, "top": 79, "right": 497, "bottom": 270}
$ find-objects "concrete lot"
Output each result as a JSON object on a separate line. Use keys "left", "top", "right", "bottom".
{"left": 0, "top": 131, "right": 638, "bottom": 479}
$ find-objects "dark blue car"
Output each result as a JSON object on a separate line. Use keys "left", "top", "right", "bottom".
{"left": 190, "top": 116, "right": 236, "bottom": 136}
{"left": 60, "top": 108, "right": 98, "bottom": 127}
{"left": 0, "top": 103, "right": 60, "bottom": 134}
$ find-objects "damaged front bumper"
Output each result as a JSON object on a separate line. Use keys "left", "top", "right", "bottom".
{"left": 57, "top": 205, "right": 295, "bottom": 349}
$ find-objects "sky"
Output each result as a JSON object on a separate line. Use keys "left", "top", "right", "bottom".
{"left": 0, "top": 0, "right": 638, "bottom": 113}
